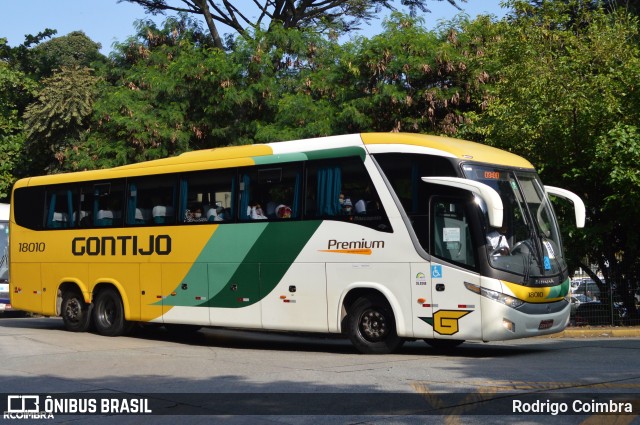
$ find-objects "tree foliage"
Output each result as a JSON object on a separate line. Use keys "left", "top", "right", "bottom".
{"left": 23, "top": 66, "right": 100, "bottom": 173}
{"left": 31, "top": 31, "right": 105, "bottom": 78}
{"left": 460, "top": 0, "right": 640, "bottom": 319}
{"left": 0, "top": 60, "right": 36, "bottom": 199}
{"left": 119, "top": 0, "right": 467, "bottom": 49}
{"left": 68, "top": 12, "right": 489, "bottom": 170}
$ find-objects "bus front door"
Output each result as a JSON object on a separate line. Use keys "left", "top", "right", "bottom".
{"left": 428, "top": 197, "right": 482, "bottom": 342}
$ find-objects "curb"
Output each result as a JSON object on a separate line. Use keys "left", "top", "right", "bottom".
{"left": 546, "top": 327, "right": 640, "bottom": 338}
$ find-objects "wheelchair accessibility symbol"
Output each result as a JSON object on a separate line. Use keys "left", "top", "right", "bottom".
{"left": 431, "top": 265, "right": 443, "bottom": 279}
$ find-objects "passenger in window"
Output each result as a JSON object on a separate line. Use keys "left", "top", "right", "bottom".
{"left": 185, "top": 206, "right": 207, "bottom": 223}
{"left": 355, "top": 185, "right": 380, "bottom": 215}
{"left": 275, "top": 204, "right": 292, "bottom": 218}
{"left": 248, "top": 201, "right": 267, "bottom": 220}
{"left": 341, "top": 197, "right": 353, "bottom": 215}
{"left": 206, "top": 206, "right": 225, "bottom": 221}
{"left": 79, "top": 212, "right": 92, "bottom": 227}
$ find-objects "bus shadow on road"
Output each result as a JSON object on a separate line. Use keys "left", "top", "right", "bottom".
{"left": 131, "top": 323, "right": 545, "bottom": 358}
{"left": 0, "top": 316, "right": 551, "bottom": 358}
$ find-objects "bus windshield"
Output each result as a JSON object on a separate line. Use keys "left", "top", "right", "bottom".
{"left": 462, "top": 165, "right": 565, "bottom": 278}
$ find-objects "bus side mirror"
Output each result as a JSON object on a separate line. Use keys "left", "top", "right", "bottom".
{"left": 422, "top": 177, "right": 504, "bottom": 228}
{"left": 544, "top": 186, "right": 586, "bottom": 228}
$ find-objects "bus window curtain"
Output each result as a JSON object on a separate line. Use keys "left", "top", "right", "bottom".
{"left": 292, "top": 173, "right": 300, "bottom": 218}
{"left": 317, "top": 167, "right": 341, "bottom": 216}
{"left": 46, "top": 193, "right": 57, "bottom": 228}
{"left": 66, "top": 190, "right": 74, "bottom": 228}
{"left": 230, "top": 176, "right": 237, "bottom": 220}
{"left": 240, "top": 174, "right": 250, "bottom": 219}
{"left": 127, "top": 183, "right": 137, "bottom": 225}
{"left": 93, "top": 188, "right": 100, "bottom": 223}
{"left": 179, "top": 179, "right": 188, "bottom": 222}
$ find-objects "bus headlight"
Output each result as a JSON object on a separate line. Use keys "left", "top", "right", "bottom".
{"left": 464, "top": 282, "right": 524, "bottom": 309}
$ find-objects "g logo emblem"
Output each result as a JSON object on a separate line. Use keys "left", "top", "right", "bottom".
{"left": 420, "top": 310, "right": 471, "bottom": 335}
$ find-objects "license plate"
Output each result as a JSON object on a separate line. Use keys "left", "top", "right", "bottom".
{"left": 538, "top": 319, "right": 553, "bottom": 330}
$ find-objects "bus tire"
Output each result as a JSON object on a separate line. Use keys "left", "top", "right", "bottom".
{"left": 92, "top": 288, "right": 132, "bottom": 337}
{"left": 346, "top": 295, "right": 404, "bottom": 354}
{"left": 61, "top": 290, "right": 91, "bottom": 332}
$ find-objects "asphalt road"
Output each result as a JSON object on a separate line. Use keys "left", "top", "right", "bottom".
{"left": 0, "top": 316, "right": 639, "bottom": 424}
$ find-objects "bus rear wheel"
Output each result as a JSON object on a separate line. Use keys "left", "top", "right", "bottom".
{"left": 92, "top": 288, "right": 132, "bottom": 336}
{"left": 346, "top": 295, "right": 404, "bottom": 354}
{"left": 61, "top": 290, "right": 91, "bottom": 332}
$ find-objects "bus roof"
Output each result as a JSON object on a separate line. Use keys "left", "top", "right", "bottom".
{"left": 360, "top": 133, "right": 533, "bottom": 169}
{"left": 13, "top": 133, "right": 533, "bottom": 188}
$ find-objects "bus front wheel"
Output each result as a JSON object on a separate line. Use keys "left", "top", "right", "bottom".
{"left": 92, "top": 288, "right": 132, "bottom": 336}
{"left": 346, "top": 295, "right": 404, "bottom": 354}
{"left": 61, "top": 290, "right": 91, "bottom": 332}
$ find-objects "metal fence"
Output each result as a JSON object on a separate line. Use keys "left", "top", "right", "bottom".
{"left": 569, "top": 279, "right": 639, "bottom": 327}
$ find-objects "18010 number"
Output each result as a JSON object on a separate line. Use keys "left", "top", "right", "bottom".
{"left": 18, "top": 242, "right": 46, "bottom": 253}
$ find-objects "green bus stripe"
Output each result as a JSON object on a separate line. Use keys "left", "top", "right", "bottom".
{"left": 250, "top": 146, "right": 365, "bottom": 166}
{"left": 161, "top": 223, "right": 268, "bottom": 307}
{"left": 252, "top": 152, "right": 308, "bottom": 165}
{"left": 162, "top": 221, "right": 321, "bottom": 308}
{"left": 304, "top": 146, "right": 365, "bottom": 161}
{"left": 202, "top": 220, "right": 322, "bottom": 308}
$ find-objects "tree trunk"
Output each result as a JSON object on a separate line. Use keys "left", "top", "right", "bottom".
{"left": 198, "top": 0, "right": 224, "bottom": 50}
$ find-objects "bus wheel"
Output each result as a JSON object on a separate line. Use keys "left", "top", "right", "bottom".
{"left": 92, "top": 288, "right": 131, "bottom": 336}
{"left": 346, "top": 296, "right": 404, "bottom": 354}
{"left": 424, "top": 339, "right": 464, "bottom": 350}
{"left": 61, "top": 290, "right": 91, "bottom": 332}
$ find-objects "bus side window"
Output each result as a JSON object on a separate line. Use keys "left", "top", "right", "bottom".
{"left": 431, "top": 198, "right": 476, "bottom": 269}
{"left": 12, "top": 186, "right": 46, "bottom": 230}
{"left": 125, "top": 176, "right": 176, "bottom": 226}
{"left": 180, "top": 169, "right": 235, "bottom": 224}
{"left": 239, "top": 164, "right": 301, "bottom": 221}
{"left": 92, "top": 182, "right": 125, "bottom": 227}
{"left": 306, "top": 157, "right": 391, "bottom": 232}
{"left": 45, "top": 188, "right": 76, "bottom": 229}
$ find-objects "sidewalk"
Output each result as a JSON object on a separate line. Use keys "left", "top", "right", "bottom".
{"left": 546, "top": 326, "right": 640, "bottom": 338}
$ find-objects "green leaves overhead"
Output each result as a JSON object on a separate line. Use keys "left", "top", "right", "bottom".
{"left": 23, "top": 66, "right": 99, "bottom": 173}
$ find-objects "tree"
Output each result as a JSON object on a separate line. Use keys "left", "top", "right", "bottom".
{"left": 251, "top": 12, "right": 497, "bottom": 140}
{"left": 0, "top": 29, "right": 57, "bottom": 76}
{"left": 78, "top": 16, "right": 224, "bottom": 169}
{"left": 31, "top": 31, "right": 105, "bottom": 78}
{"left": 0, "top": 60, "right": 36, "bottom": 201}
{"left": 119, "top": 0, "right": 467, "bottom": 49}
{"left": 460, "top": 0, "right": 640, "bottom": 321}
{"left": 332, "top": 13, "right": 497, "bottom": 135}
{"left": 23, "top": 66, "right": 100, "bottom": 173}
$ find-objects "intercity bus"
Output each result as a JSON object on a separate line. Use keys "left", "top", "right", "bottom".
{"left": 0, "top": 203, "right": 10, "bottom": 311}
{"left": 9, "top": 133, "right": 585, "bottom": 353}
